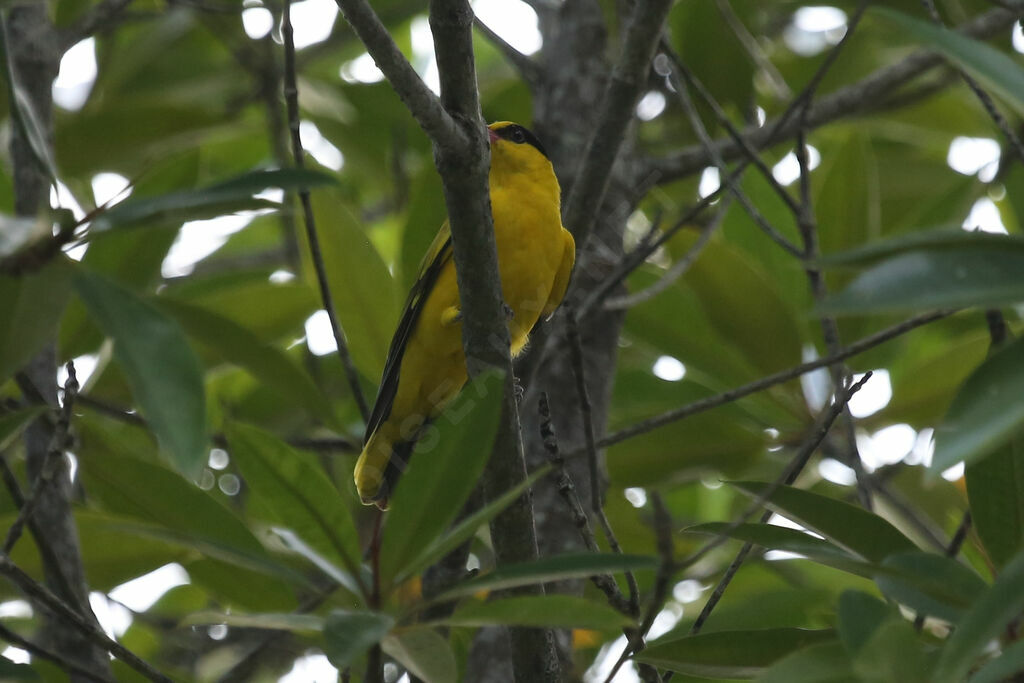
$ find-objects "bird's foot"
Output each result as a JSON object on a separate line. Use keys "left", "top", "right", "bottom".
{"left": 513, "top": 375, "right": 524, "bottom": 403}
{"left": 502, "top": 303, "right": 515, "bottom": 320}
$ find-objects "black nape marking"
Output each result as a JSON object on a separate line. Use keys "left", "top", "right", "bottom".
{"left": 495, "top": 124, "right": 549, "bottom": 159}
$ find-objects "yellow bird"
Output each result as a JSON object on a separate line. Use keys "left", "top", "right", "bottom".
{"left": 354, "top": 121, "right": 575, "bottom": 508}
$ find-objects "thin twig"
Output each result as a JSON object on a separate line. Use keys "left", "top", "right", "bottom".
{"left": 0, "top": 621, "right": 110, "bottom": 682}
{"left": 714, "top": 0, "right": 791, "bottom": 100}
{"left": 687, "top": 372, "right": 873, "bottom": 636}
{"left": 283, "top": 0, "right": 371, "bottom": 424}
{"left": 473, "top": 17, "right": 541, "bottom": 87}
{"left": 644, "top": 4, "right": 1021, "bottom": 183}
{"left": 919, "top": 0, "right": 1024, "bottom": 166}
{"left": 539, "top": 393, "right": 634, "bottom": 616}
{"left": 0, "top": 554, "right": 172, "bottom": 682}
{"left": 4, "top": 361, "right": 78, "bottom": 555}
{"left": 565, "top": 308, "right": 640, "bottom": 613}
{"left": 595, "top": 311, "right": 950, "bottom": 450}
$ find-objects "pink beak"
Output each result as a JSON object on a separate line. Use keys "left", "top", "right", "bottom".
{"left": 488, "top": 128, "right": 499, "bottom": 145}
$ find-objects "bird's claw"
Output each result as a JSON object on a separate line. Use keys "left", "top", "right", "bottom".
{"left": 502, "top": 303, "right": 515, "bottom": 320}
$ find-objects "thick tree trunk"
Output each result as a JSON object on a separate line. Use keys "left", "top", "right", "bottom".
{"left": 8, "top": 5, "right": 113, "bottom": 679}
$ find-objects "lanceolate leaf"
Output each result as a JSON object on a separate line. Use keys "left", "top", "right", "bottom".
{"left": 322, "top": 610, "right": 394, "bottom": 669}
{"left": 90, "top": 168, "right": 336, "bottom": 232}
{"left": 74, "top": 269, "right": 208, "bottom": 478}
{"left": 0, "top": 260, "right": 73, "bottom": 383}
{"left": 442, "top": 595, "right": 632, "bottom": 630}
{"left": 181, "top": 611, "right": 324, "bottom": 632}
{"left": 965, "top": 433, "right": 1024, "bottom": 569}
{"left": 875, "top": 8, "right": 1024, "bottom": 117}
{"left": 730, "top": 482, "right": 917, "bottom": 562}
{"left": 875, "top": 552, "right": 988, "bottom": 623}
{"left": 636, "top": 628, "right": 836, "bottom": 678}
{"left": 379, "top": 371, "right": 505, "bottom": 589}
{"left": 931, "top": 335, "right": 1024, "bottom": 477}
{"left": 968, "top": 641, "right": 1024, "bottom": 683}
{"left": 382, "top": 628, "right": 457, "bottom": 683}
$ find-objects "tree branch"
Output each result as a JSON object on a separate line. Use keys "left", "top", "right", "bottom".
{"left": 0, "top": 621, "right": 109, "bottom": 682}
{"left": 644, "top": 4, "right": 1021, "bottom": 183}
{"left": 474, "top": 17, "right": 541, "bottom": 88}
{"left": 60, "top": 0, "right": 135, "bottom": 50}
{"left": 561, "top": 0, "right": 675, "bottom": 246}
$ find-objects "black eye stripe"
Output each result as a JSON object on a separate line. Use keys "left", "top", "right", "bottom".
{"left": 494, "top": 124, "right": 549, "bottom": 159}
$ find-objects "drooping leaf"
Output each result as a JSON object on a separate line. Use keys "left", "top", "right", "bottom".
{"left": 934, "top": 550, "right": 1024, "bottom": 683}
{"left": 322, "top": 610, "right": 395, "bottom": 669}
{"left": 382, "top": 628, "right": 458, "bottom": 683}
{"left": 931, "top": 335, "right": 1024, "bottom": 477}
{"left": 636, "top": 628, "right": 836, "bottom": 678}
{"left": 852, "top": 616, "right": 931, "bottom": 683}
{"left": 225, "top": 423, "right": 361, "bottom": 578}
{"left": 755, "top": 641, "right": 856, "bottom": 683}
{"left": 433, "top": 553, "right": 659, "bottom": 603}
{"left": 818, "top": 231, "right": 1024, "bottom": 314}
{"left": 442, "top": 595, "right": 632, "bottom": 630}
{"left": 157, "top": 298, "right": 339, "bottom": 428}
{"left": 685, "top": 522, "right": 865, "bottom": 570}
{"left": 90, "top": 168, "right": 336, "bottom": 232}
{"left": 875, "top": 8, "right": 1024, "bottom": 117}
{"left": 966, "top": 433, "right": 1024, "bottom": 568}
{"left": 180, "top": 611, "right": 323, "bottom": 632}
{"left": 379, "top": 371, "right": 505, "bottom": 589}
{"left": 730, "top": 482, "right": 918, "bottom": 562}
{"left": 74, "top": 269, "right": 208, "bottom": 478}
{"left": 395, "top": 465, "right": 551, "bottom": 585}
{"left": 837, "top": 591, "right": 893, "bottom": 656}
{"left": 0, "top": 260, "right": 73, "bottom": 383}
{"left": 875, "top": 551, "right": 987, "bottom": 623}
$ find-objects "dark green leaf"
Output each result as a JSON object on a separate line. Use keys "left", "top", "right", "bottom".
{"left": 966, "top": 433, "right": 1024, "bottom": 568}
{"left": 932, "top": 335, "right": 1024, "bottom": 477}
{"left": 433, "top": 553, "right": 659, "bottom": 602}
{"left": 968, "top": 641, "right": 1024, "bottom": 683}
{"left": 379, "top": 371, "right": 505, "bottom": 588}
{"left": 382, "top": 628, "right": 457, "bottom": 683}
{"left": 74, "top": 269, "right": 207, "bottom": 478}
{"left": 322, "top": 610, "right": 394, "bottom": 669}
{"left": 875, "top": 8, "right": 1024, "bottom": 116}
{"left": 442, "top": 595, "right": 632, "bottom": 630}
{"left": 756, "top": 641, "right": 856, "bottom": 683}
{"left": 686, "top": 522, "right": 865, "bottom": 570}
{"left": 636, "top": 628, "right": 836, "bottom": 678}
{"left": 876, "top": 551, "right": 987, "bottom": 623}
{"left": 934, "top": 550, "right": 1024, "bottom": 683}
{"left": 818, "top": 231, "right": 1024, "bottom": 314}
{"left": 396, "top": 465, "right": 551, "bottom": 585}
{"left": 730, "top": 482, "right": 918, "bottom": 562}
{"left": 0, "top": 260, "right": 73, "bottom": 383}
{"left": 852, "top": 617, "right": 931, "bottom": 683}
{"left": 158, "top": 299, "right": 339, "bottom": 428}
{"left": 225, "top": 423, "right": 361, "bottom": 581}
{"left": 837, "top": 591, "right": 893, "bottom": 655}
{"left": 91, "top": 168, "right": 336, "bottom": 232}
{"left": 0, "top": 406, "right": 45, "bottom": 452}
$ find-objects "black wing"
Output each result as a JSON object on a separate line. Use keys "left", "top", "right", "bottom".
{"left": 363, "top": 233, "right": 453, "bottom": 445}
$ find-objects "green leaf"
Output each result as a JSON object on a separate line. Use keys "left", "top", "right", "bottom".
{"left": 433, "top": 553, "right": 659, "bottom": 603}
{"left": 818, "top": 231, "right": 1024, "bottom": 314}
{"left": 91, "top": 168, "right": 336, "bottom": 232}
{"left": 636, "top": 628, "right": 836, "bottom": 678}
{"left": 382, "top": 628, "right": 458, "bottom": 683}
{"left": 322, "top": 610, "right": 395, "bottom": 669}
{"left": 157, "top": 298, "right": 339, "bottom": 428}
{"left": 875, "top": 551, "right": 987, "bottom": 623}
{"left": 931, "top": 335, "right": 1024, "bottom": 477}
{"left": 395, "top": 465, "right": 551, "bottom": 585}
{"left": 74, "top": 269, "right": 207, "bottom": 478}
{"left": 968, "top": 641, "right": 1024, "bottom": 683}
{"left": 442, "top": 595, "right": 632, "bottom": 630}
{"left": 0, "top": 260, "right": 73, "bottom": 383}
{"left": 686, "top": 523, "right": 865, "bottom": 570}
{"left": 756, "top": 641, "right": 856, "bottom": 683}
{"left": 966, "top": 433, "right": 1024, "bottom": 568}
{"left": 0, "top": 406, "right": 45, "bottom": 452}
{"left": 852, "top": 617, "right": 931, "bottom": 683}
{"left": 379, "top": 371, "right": 505, "bottom": 588}
{"left": 180, "top": 611, "right": 323, "bottom": 632}
{"left": 730, "top": 482, "right": 918, "bottom": 562}
{"left": 837, "top": 591, "right": 893, "bottom": 656}
{"left": 934, "top": 550, "right": 1024, "bottom": 683}
{"left": 304, "top": 191, "right": 400, "bottom": 380}
{"left": 225, "top": 423, "right": 361, "bottom": 581}
{"left": 875, "top": 8, "right": 1024, "bottom": 117}
{"left": 270, "top": 527, "right": 362, "bottom": 595}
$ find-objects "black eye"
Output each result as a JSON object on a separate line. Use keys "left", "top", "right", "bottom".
{"left": 511, "top": 127, "right": 526, "bottom": 143}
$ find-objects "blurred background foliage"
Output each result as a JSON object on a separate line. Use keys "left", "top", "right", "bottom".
{"left": 1, "top": 0, "right": 1024, "bottom": 680}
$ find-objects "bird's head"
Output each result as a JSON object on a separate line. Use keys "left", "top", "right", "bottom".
{"left": 487, "top": 121, "right": 553, "bottom": 178}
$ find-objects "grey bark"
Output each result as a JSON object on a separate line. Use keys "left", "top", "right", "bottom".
{"left": 7, "top": 4, "right": 113, "bottom": 679}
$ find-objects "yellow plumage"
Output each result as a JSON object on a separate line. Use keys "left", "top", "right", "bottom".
{"left": 354, "top": 121, "right": 575, "bottom": 508}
